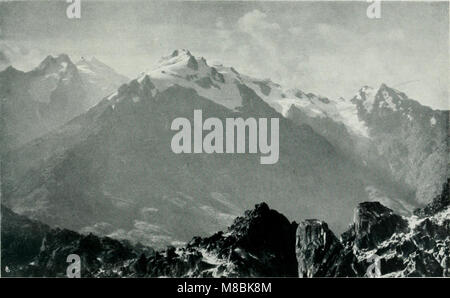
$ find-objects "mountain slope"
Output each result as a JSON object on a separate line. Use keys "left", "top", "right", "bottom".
{"left": 351, "top": 85, "right": 448, "bottom": 204}
{"left": 2, "top": 50, "right": 412, "bottom": 248}
{"left": 76, "top": 57, "right": 129, "bottom": 108}
{"left": 139, "top": 49, "right": 447, "bottom": 205}
{"left": 285, "top": 84, "right": 448, "bottom": 205}
{"left": 0, "top": 54, "right": 128, "bottom": 149}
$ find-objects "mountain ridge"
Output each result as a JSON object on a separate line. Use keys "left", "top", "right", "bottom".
{"left": 0, "top": 53, "right": 128, "bottom": 149}
{"left": 2, "top": 179, "right": 448, "bottom": 277}
{"left": 1, "top": 49, "right": 444, "bottom": 249}
{"left": 2, "top": 51, "right": 413, "bottom": 248}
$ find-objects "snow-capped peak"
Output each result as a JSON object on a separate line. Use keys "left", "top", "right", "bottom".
{"left": 113, "top": 49, "right": 372, "bottom": 138}
{"left": 353, "top": 83, "right": 408, "bottom": 113}
{"left": 31, "top": 54, "right": 79, "bottom": 87}
{"left": 133, "top": 49, "right": 244, "bottom": 110}
{"left": 357, "top": 85, "right": 375, "bottom": 97}
{"left": 135, "top": 49, "right": 334, "bottom": 115}
{"left": 156, "top": 49, "right": 205, "bottom": 71}
{"left": 354, "top": 85, "right": 376, "bottom": 112}
{"left": 367, "top": 83, "right": 411, "bottom": 113}
{"left": 116, "top": 50, "right": 441, "bottom": 140}
{"left": 170, "top": 48, "right": 193, "bottom": 58}
{"left": 377, "top": 84, "right": 399, "bottom": 111}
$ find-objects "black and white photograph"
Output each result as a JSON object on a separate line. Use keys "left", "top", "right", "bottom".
{"left": 0, "top": 0, "right": 448, "bottom": 285}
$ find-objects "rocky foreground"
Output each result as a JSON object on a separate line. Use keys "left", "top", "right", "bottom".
{"left": 2, "top": 180, "right": 448, "bottom": 277}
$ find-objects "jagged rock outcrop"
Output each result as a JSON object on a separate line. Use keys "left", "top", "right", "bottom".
{"left": 352, "top": 202, "right": 409, "bottom": 250}
{"left": 32, "top": 229, "right": 153, "bottom": 277}
{"left": 2, "top": 203, "right": 297, "bottom": 277}
{"left": 2, "top": 180, "right": 448, "bottom": 277}
{"left": 1, "top": 204, "right": 152, "bottom": 277}
{"left": 295, "top": 220, "right": 357, "bottom": 277}
{"left": 141, "top": 202, "right": 298, "bottom": 277}
{"left": 295, "top": 179, "right": 449, "bottom": 277}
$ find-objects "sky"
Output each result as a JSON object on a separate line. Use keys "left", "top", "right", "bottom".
{"left": 0, "top": 0, "right": 448, "bottom": 109}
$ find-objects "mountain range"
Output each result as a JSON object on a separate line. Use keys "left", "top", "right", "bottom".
{"left": 287, "top": 84, "right": 448, "bottom": 205}
{"left": 1, "top": 49, "right": 447, "bottom": 251}
{"left": 0, "top": 54, "right": 128, "bottom": 149}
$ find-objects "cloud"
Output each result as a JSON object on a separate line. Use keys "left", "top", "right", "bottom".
{"left": 237, "top": 9, "right": 280, "bottom": 34}
{"left": 0, "top": 41, "right": 46, "bottom": 71}
{"left": 216, "top": 8, "right": 447, "bottom": 109}
{"left": 233, "top": 10, "right": 286, "bottom": 80}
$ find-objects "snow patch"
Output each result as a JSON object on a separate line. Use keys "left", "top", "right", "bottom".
{"left": 430, "top": 116, "right": 437, "bottom": 126}
{"left": 380, "top": 90, "right": 397, "bottom": 111}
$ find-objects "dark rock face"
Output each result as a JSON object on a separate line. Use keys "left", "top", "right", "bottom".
{"left": 352, "top": 202, "right": 409, "bottom": 250}
{"left": 295, "top": 180, "right": 449, "bottom": 277}
{"left": 187, "top": 55, "right": 199, "bottom": 70}
{"left": 414, "top": 179, "right": 450, "bottom": 218}
{"left": 31, "top": 229, "right": 152, "bottom": 277}
{"left": 142, "top": 203, "right": 298, "bottom": 277}
{"left": 1, "top": 205, "right": 51, "bottom": 274}
{"left": 2, "top": 203, "right": 297, "bottom": 277}
{"left": 1, "top": 204, "right": 152, "bottom": 277}
{"left": 295, "top": 220, "right": 356, "bottom": 277}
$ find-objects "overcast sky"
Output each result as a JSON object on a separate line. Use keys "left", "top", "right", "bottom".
{"left": 0, "top": 1, "right": 448, "bottom": 109}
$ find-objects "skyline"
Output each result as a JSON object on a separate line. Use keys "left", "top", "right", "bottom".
{"left": 0, "top": 1, "right": 448, "bottom": 109}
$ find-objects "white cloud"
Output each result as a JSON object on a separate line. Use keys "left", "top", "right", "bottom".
{"left": 0, "top": 41, "right": 46, "bottom": 72}
{"left": 237, "top": 9, "right": 280, "bottom": 34}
